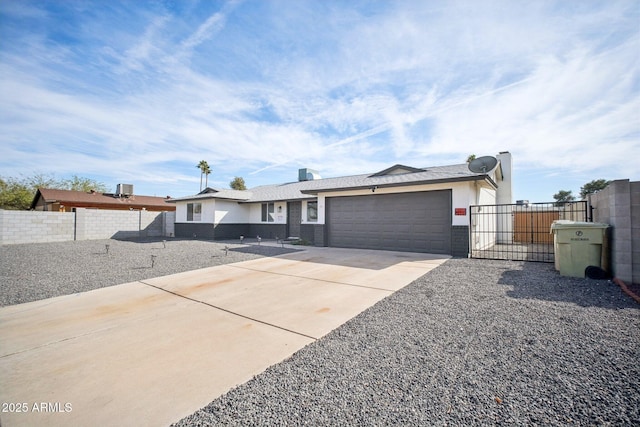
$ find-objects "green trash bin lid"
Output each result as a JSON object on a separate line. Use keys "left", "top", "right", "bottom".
{"left": 550, "top": 220, "right": 610, "bottom": 230}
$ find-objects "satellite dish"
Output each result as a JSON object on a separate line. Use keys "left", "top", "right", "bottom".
{"left": 468, "top": 156, "right": 498, "bottom": 174}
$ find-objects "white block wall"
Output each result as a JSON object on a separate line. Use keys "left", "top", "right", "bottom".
{"left": 0, "top": 209, "right": 174, "bottom": 245}
{"left": 0, "top": 210, "right": 75, "bottom": 244}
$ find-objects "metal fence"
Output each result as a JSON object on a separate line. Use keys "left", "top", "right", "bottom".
{"left": 469, "top": 201, "right": 588, "bottom": 262}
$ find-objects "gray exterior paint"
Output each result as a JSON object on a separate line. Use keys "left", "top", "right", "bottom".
{"left": 248, "top": 224, "right": 287, "bottom": 240}
{"left": 451, "top": 225, "right": 470, "bottom": 258}
{"left": 213, "top": 224, "right": 251, "bottom": 240}
{"left": 300, "top": 224, "right": 325, "bottom": 246}
{"left": 175, "top": 222, "right": 215, "bottom": 239}
{"left": 326, "top": 190, "right": 452, "bottom": 254}
{"left": 287, "top": 201, "right": 302, "bottom": 237}
{"left": 175, "top": 223, "right": 249, "bottom": 240}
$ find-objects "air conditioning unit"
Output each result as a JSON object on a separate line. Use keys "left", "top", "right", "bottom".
{"left": 116, "top": 184, "right": 134, "bottom": 196}
{"left": 298, "top": 168, "right": 321, "bottom": 182}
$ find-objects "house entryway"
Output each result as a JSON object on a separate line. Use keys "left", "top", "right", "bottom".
{"left": 287, "top": 201, "right": 302, "bottom": 238}
{"left": 469, "top": 201, "right": 588, "bottom": 262}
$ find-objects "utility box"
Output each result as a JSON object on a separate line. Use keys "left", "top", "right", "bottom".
{"left": 550, "top": 220, "right": 610, "bottom": 278}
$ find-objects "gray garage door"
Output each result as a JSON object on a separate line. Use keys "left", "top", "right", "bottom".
{"left": 326, "top": 190, "right": 451, "bottom": 254}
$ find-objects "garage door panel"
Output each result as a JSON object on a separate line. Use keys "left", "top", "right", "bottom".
{"left": 327, "top": 190, "right": 452, "bottom": 254}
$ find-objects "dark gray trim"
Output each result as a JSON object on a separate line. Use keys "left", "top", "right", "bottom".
{"left": 314, "top": 224, "right": 326, "bottom": 247}
{"left": 175, "top": 223, "right": 215, "bottom": 239}
{"left": 213, "top": 224, "right": 251, "bottom": 240}
{"left": 300, "top": 223, "right": 315, "bottom": 243}
{"left": 249, "top": 224, "right": 287, "bottom": 240}
{"left": 299, "top": 224, "right": 326, "bottom": 246}
{"left": 451, "top": 225, "right": 470, "bottom": 258}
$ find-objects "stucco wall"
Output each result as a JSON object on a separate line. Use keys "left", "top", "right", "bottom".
{"left": 590, "top": 179, "right": 639, "bottom": 284}
{"left": 175, "top": 199, "right": 216, "bottom": 223}
{"left": 215, "top": 200, "right": 250, "bottom": 224}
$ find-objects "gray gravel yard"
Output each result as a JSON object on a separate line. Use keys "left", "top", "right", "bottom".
{"left": 1, "top": 240, "right": 639, "bottom": 425}
{"left": 0, "top": 238, "right": 298, "bottom": 307}
{"left": 174, "top": 259, "right": 639, "bottom": 426}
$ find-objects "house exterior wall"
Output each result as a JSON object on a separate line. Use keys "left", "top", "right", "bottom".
{"left": 247, "top": 202, "right": 287, "bottom": 224}
{"left": 175, "top": 199, "right": 216, "bottom": 223}
{"left": 590, "top": 179, "right": 639, "bottom": 284}
{"left": 248, "top": 224, "right": 287, "bottom": 240}
{"left": 316, "top": 181, "right": 486, "bottom": 227}
{"left": 451, "top": 226, "right": 470, "bottom": 257}
{"left": 175, "top": 222, "right": 215, "bottom": 239}
{"left": 170, "top": 180, "right": 496, "bottom": 253}
{"left": 215, "top": 200, "right": 249, "bottom": 223}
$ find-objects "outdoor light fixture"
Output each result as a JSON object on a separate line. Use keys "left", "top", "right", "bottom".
{"left": 278, "top": 206, "right": 282, "bottom": 213}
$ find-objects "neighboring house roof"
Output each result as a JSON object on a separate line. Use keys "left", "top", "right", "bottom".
{"left": 30, "top": 188, "right": 175, "bottom": 210}
{"left": 169, "top": 162, "right": 497, "bottom": 204}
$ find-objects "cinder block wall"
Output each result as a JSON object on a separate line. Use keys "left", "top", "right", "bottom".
{"left": 0, "top": 209, "right": 171, "bottom": 245}
{"left": 0, "top": 210, "right": 75, "bottom": 244}
{"left": 590, "top": 179, "right": 639, "bottom": 284}
{"left": 77, "top": 209, "right": 141, "bottom": 240}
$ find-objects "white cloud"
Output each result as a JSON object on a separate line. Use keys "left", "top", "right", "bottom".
{"left": 0, "top": 0, "right": 638, "bottom": 200}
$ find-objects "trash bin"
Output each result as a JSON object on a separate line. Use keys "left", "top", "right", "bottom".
{"left": 550, "top": 220, "right": 610, "bottom": 278}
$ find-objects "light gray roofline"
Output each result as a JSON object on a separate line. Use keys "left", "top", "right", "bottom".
{"left": 301, "top": 175, "right": 497, "bottom": 195}
{"left": 165, "top": 195, "right": 250, "bottom": 203}
{"left": 238, "top": 196, "right": 317, "bottom": 204}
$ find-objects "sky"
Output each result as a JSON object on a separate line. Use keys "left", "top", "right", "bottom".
{"left": 1, "top": 0, "right": 638, "bottom": 202}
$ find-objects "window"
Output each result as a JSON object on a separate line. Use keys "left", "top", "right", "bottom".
{"left": 261, "top": 202, "right": 274, "bottom": 222}
{"left": 307, "top": 201, "right": 318, "bottom": 222}
{"left": 187, "top": 203, "right": 202, "bottom": 221}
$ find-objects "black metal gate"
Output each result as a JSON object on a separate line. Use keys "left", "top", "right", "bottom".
{"left": 469, "top": 201, "right": 588, "bottom": 262}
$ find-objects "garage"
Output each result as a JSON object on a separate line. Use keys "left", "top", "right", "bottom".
{"left": 326, "top": 190, "right": 452, "bottom": 254}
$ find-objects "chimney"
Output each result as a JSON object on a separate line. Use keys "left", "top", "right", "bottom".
{"left": 496, "top": 152, "right": 512, "bottom": 204}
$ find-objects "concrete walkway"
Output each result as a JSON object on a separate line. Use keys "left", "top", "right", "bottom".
{"left": 0, "top": 247, "right": 448, "bottom": 427}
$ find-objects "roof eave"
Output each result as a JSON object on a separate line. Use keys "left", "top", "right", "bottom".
{"left": 239, "top": 195, "right": 317, "bottom": 204}
{"left": 167, "top": 195, "right": 250, "bottom": 203}
{"left": 301, "top": 175, "right": 496, "bottom": 195}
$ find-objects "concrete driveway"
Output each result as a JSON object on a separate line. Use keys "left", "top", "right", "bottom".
{"left": 0, "top": 247, "right": 448, "bottom": 427}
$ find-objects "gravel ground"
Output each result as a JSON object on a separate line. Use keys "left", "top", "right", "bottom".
{"left": 173, "top": 258, "right": 640, "bottom": 427}
{"left": 0, "top": 238, "right": 299, "bottom": 307}
{"left": 2, "top": 240, "right": 638, "bottom": 425}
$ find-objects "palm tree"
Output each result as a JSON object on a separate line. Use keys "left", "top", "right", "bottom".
{"left": 203, "top": 164, "right": 212, "bottom": 189}
{"left": 196, "top": 160, "right": 209, "bottom": 191}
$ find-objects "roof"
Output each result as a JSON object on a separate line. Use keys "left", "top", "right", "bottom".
{"left": 31, "top": 188, "right": 175, "bottom": 210}
{"left": 167, "top": 187, "right": 252, "bottom": 203}
{"left": 170, "top": 162, "right": 496, "bottom": 204}
{"left": 299, "top": 163, "right": 494, "bottom": 195}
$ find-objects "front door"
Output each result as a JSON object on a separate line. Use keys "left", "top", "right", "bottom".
{"left": 287, "top": 201, "right": 302, "bottom": 238}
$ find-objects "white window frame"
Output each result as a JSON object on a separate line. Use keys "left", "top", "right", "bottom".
{"left": 187, "top": 202, "right": 202, "bottom": 221}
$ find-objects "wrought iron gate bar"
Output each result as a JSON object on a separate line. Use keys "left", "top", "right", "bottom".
{"left": 469, "top": 201, "right": 588, "bottom": 263}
